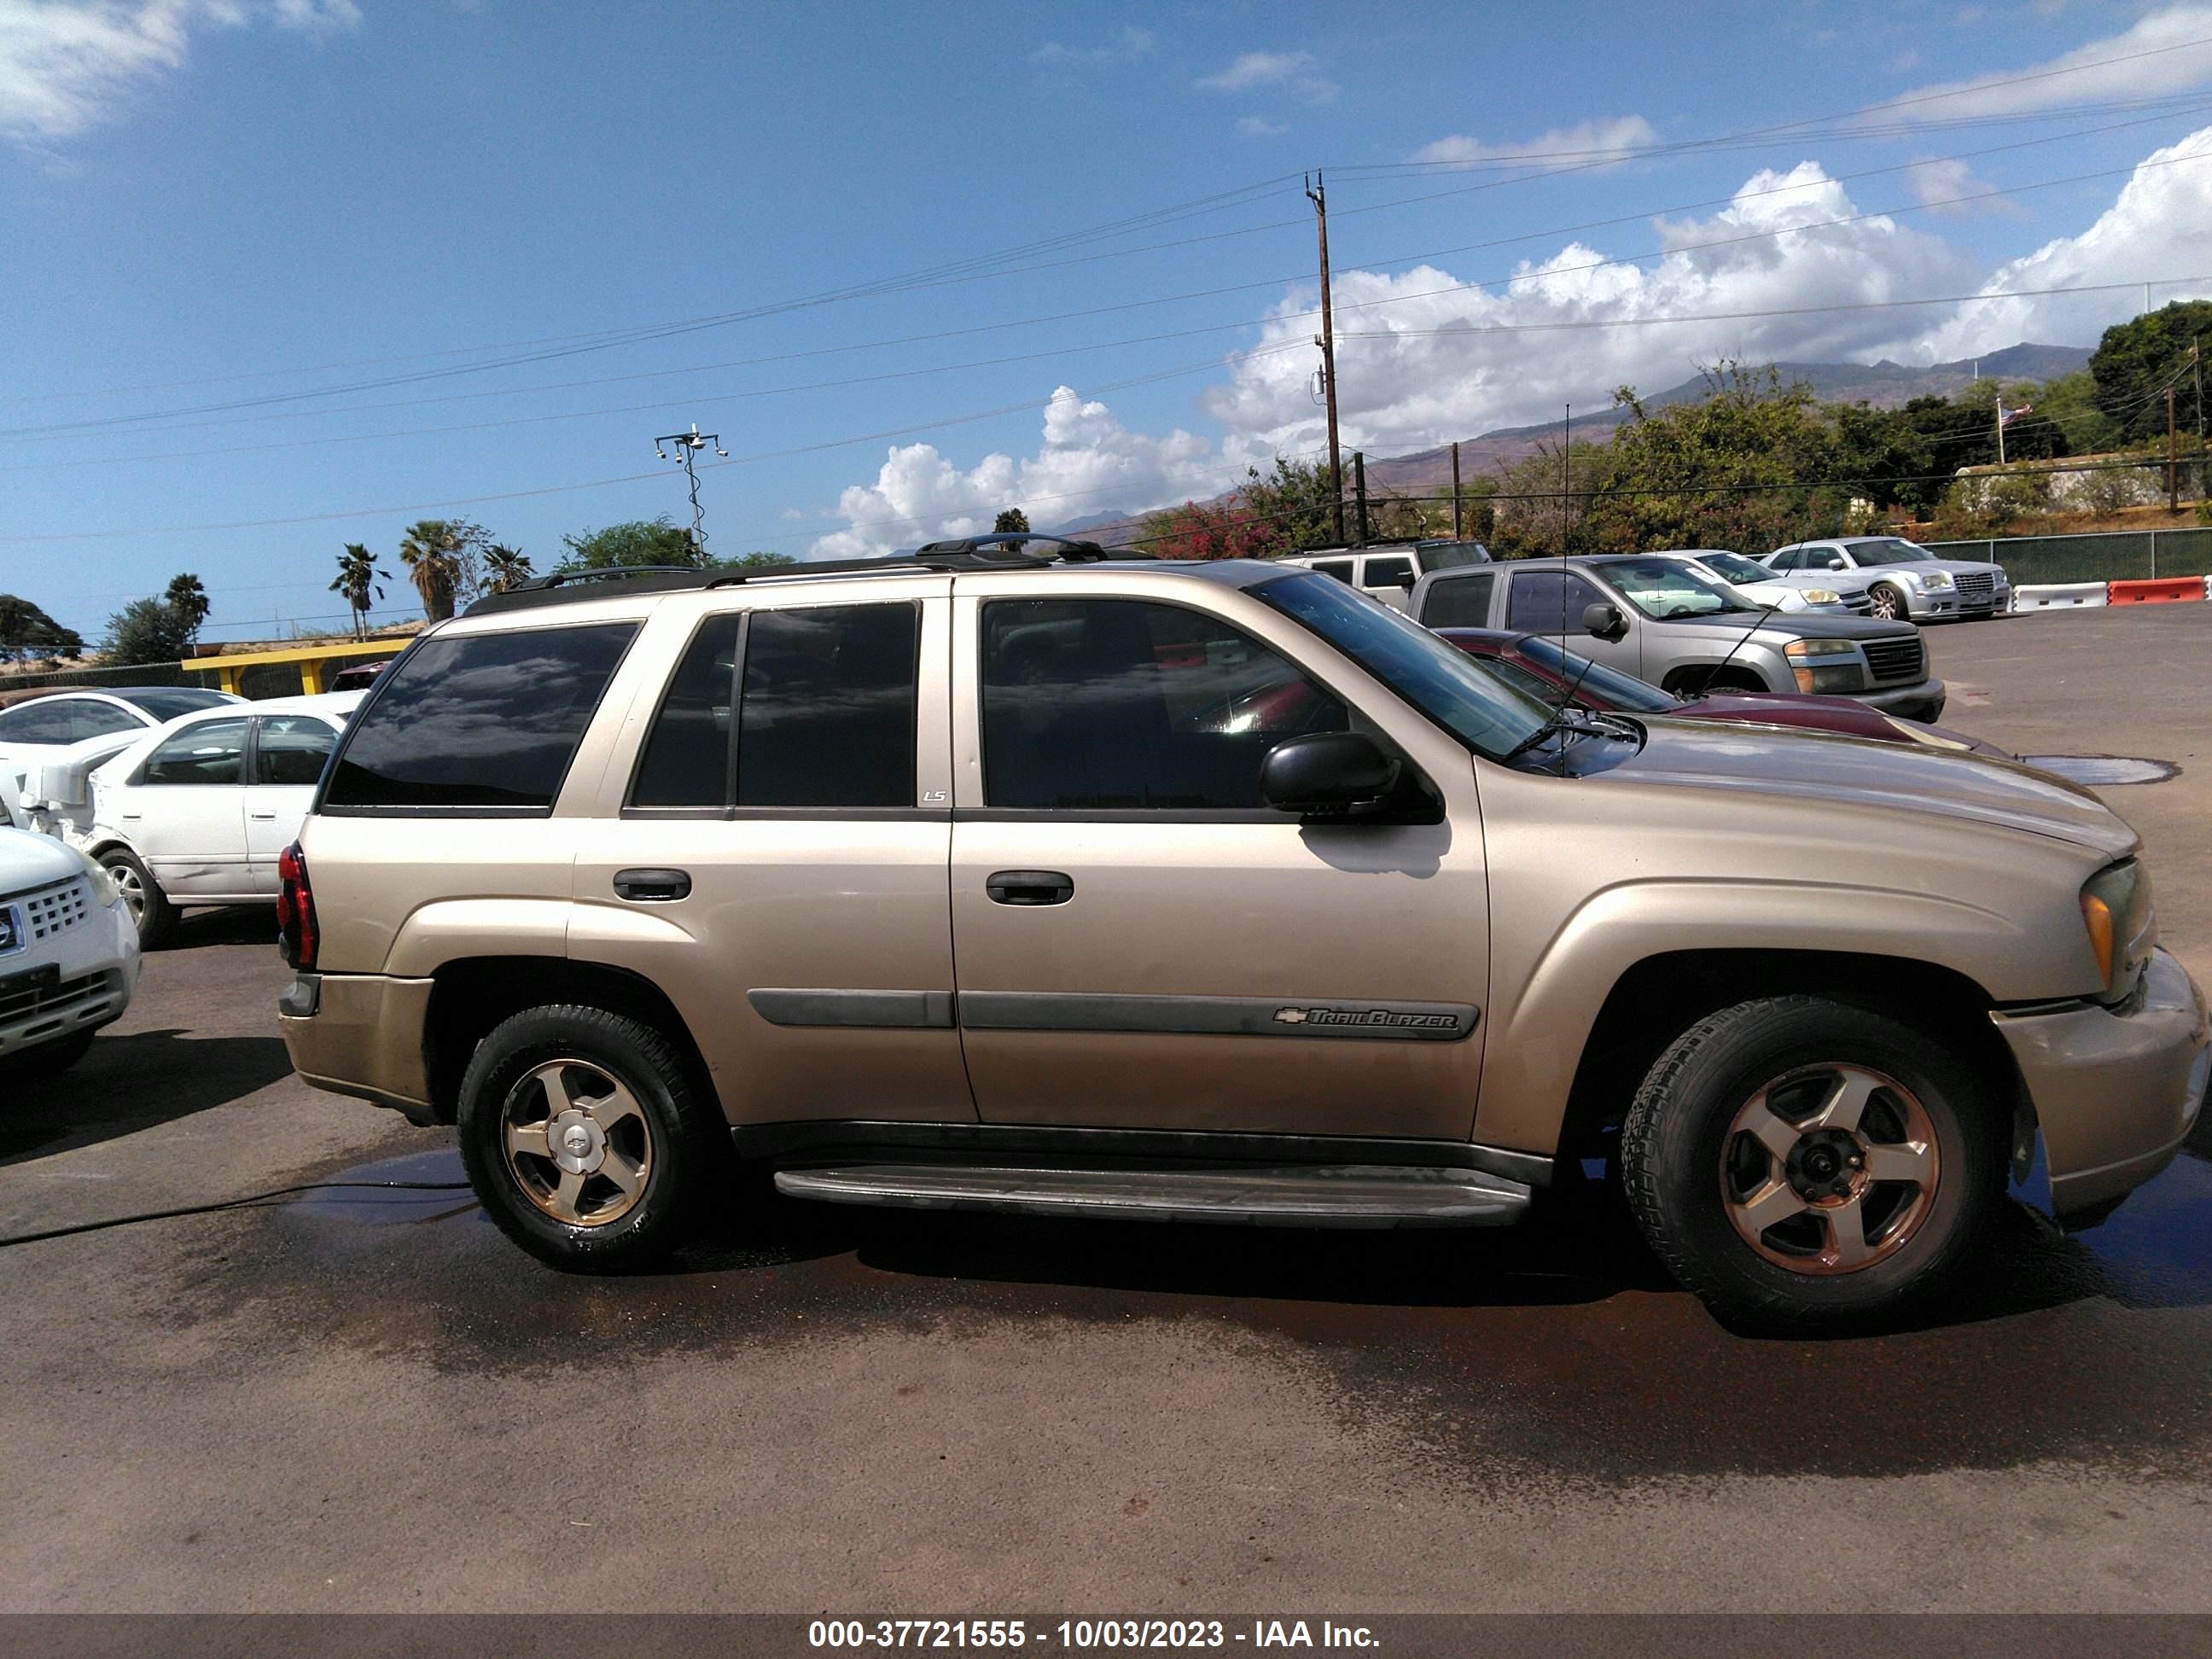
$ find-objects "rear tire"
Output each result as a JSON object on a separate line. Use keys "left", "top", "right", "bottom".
{"left": 457, "top": 1004, "right": 728, "bottom": 1272}
{"left": 100, "top": 847, "right": 174, "bottom": 950}
{"left": 1621, "top": 995, "right": 2002, "bottom": 1334}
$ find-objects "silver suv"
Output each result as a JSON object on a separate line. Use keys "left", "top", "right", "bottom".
{"left": 1408, "top": 555, "right": 1945, "bottom": 718}
{"left": 1765, "top": 536, "right": 2011, "bottom": 622}
{"left": 276, "top": 535, "right": 2205, "bottom": 1331}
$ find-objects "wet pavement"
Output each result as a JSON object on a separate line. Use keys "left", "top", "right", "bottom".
{"left": 2, "top": 604, "right": 2210, "bottom": 1613}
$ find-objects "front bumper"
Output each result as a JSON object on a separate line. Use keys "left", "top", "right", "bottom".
{"left": 0, "top": 896, "right": 137, "bottom": 1060}
{"left": 1994, "top": 948, "right": 2209, "bottom": 1219}
{"left": 1853, "top": 677, "right": 1947, "bottom": 721}
{"left": 278, "top": 969, "right": 439, "bottom": 1124}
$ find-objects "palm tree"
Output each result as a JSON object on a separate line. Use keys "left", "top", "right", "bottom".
{"left": 398, "top": 520, "right": 464, "bottom": 621}
{"left": 328, "top": 543, "right": 388, "bottom": 638}
{"left": 481, "top": 544, "right": 534, "bottom": 595}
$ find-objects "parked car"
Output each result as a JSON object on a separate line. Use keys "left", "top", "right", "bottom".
{"left": 0, "top": 687, "right": 242, "bottom": 781}
{"left": 1763, "top": 536, "right": 2011, "bottom": 622}
{"left": 1407, "top": 555, "right": 1947, "bottom": 719}
{"left": 1642, "top": 549, "right": 1869, "bottom": 615}
{"left": 328, "top": 658, "right": 394, "bottom": 692}
{"left": 73, "top": 691, "right": 362, "bottom": 947}
{"left": 1, "top": 819, "right": 139, "bottom": 1078}
{"left": 1275, "top": 539, "right": 1491, "bottom": 611}
{"left": 273, "top": 537, "right": 2205, "bottom": 1333}
{"left": 1435, "top": 629, "right": 2008, "bottom": 755}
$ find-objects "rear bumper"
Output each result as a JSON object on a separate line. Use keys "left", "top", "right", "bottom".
{"left": 1854, "top": 678, "right": 1946, "bottom": 721}
{"left": 278, "top": 969, "right": 439, "bottom": 1124}
{"left": 1994, "top": 949, "right": 2209, "bottom": 1219}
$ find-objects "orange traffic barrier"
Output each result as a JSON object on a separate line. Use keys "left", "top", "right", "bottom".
{"left": 2106, "top": 577, "right": 2205, "bottom": 605}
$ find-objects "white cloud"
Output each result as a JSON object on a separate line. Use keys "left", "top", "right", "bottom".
{"left": 1904, "top": 156, "right": 2021, "bottom": 215}
{"left": 810, "top": 387, "right": 1221, "bottom": 559}
{"left": 1880, "top": 3, "right": 2212, "bottom": 120}
{"left": 1903, "top": 125, "right": 2212, "bottom": 359}
{"left": 1411, "top": 115, "right": 1658, "bottom": 172}
{"left": 0, "top": 0, "right": 358, "bottom": 142}
{"left": 1235, "top": 114, "right": 1287, "bottom": 138}
{"left": 1201, "top": 160, "right": 1976, "bottom": 458}
{"left": 1195, "top": 49, "right": 1336, "bottom": 102}
{"left": 1032, "top": 26, "right": 1154, "bottom": 66}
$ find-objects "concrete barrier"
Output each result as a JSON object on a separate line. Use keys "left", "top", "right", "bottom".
{"left": 2107, "top": 577, "right": 2205, "bottom": 605}
{"left": 2013, "top": 582, "right": 2108, "bottom": 609}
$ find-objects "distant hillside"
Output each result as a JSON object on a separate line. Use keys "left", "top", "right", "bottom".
{"left": 1055, "top": 342, "right": 2090, "bottom": 548}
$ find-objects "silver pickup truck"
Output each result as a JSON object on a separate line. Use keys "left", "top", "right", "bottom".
{"left": 1409, "top": 554, "right": 1945, "bottom": 719}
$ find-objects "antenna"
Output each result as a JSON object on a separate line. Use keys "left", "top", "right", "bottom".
{"left": 1558, "top": 404, "right": 1570, "bottom": 777}
{"left": 652, "top": 423, "right": 729, "bottom": 559}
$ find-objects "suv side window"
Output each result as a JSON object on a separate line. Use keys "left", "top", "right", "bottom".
{"left": 1505, "top": 572, "right": 1602, "bottom": 633}
{"left": 1769, "top": 550, "right": 1801, "bottom": 572}
{"left": 737, "top": 603, "right": 919, "bottom": 808}
{"left": 631, "top": 613, "right": 740, "bottom": 809}
{"left": 981, "top": 598, "right": 1348, "bottom": 811}
{"left": 1362, "top": 555, "right": 1415, "bottom": 590}
{"left": 1422, "top": 571, "right": 1495, "bottom": 627}
{"left": 1312, "top": 560, "right": 1356, "bottom": 584}
{"left": 143, "top": 717, "right": 248, "bottom": 787}
{"left": 323, "top": 623, "right": 637, "bottom": 812}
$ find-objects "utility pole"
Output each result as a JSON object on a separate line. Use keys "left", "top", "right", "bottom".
{"left": 1450, "top": 440, "right": 1463, "bottom": 538}
{"left": 2194, "top": 336, "right": 2204, "bottom": 444}
{"left": 654, "top": 422, "right": 730, "bottom": 561}
{"left": 2168, "top": 387, "right": 2180, "bottom": 513}
{"left": 1995, "top": 395, "right": 2006, "bottom": 466}
{"left": 1353, "top": 451, "right": 1371, "bottom": 545}
{"left": 1306, "top": 172, "right": 1345, "bottom": 546}
{"left": 1559, "top": 405, "right": 1571, "bottom": 557}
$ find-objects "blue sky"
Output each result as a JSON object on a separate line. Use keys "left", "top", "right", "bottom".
{"left": 3, "top": 0, "right": 2212, "bottom": 642}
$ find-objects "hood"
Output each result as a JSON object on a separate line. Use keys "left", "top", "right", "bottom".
{"left": 0, "top": 825, "right": 86, "bottom": 891}
{"left": 1603, "top": 716, "right": 2138, "bottom": 857}
{"left": 1644, "top": 608, "right": 1916, "bottom": 645}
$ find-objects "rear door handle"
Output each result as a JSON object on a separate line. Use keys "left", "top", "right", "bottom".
{"left": 985, "top": 870, "right": 1074, "bottom": 906}
{"left": 614, "top": 867, "right": 692, "bottom": 903}
{"left": 249, "top": 812, "right": 278, "bottom": 820}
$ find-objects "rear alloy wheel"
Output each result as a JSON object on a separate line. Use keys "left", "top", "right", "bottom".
{"left": 100, "top": 847, "right": 174, "bottom": 949}
{"left": 1621, "top": 995, "right": 2000, "bottom": 1333}
{"left": 457, "top": 1003, "right": 726, "bottom": 1272}
{"left": 1866, "top": 583, "right": 1906, "bottom": 622}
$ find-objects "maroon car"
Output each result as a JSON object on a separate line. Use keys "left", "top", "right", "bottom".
{"left": 1438, "top": 628, "right": 2008, "bottom": 757}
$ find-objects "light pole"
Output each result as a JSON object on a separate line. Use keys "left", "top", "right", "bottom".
{"left": 654, "top": 423, "right": 729, "bottom": 562}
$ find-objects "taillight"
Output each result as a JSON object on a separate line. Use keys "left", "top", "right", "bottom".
{"left": 276, "top": 841, "right": 318, "bottom": 971}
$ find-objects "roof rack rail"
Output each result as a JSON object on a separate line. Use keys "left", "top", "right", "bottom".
{"left": 463, "top": 533, "right": 1144, "bottom": 618}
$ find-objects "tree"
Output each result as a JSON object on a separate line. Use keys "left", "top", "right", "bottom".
{"left": 1138, "top": 498, "right": 1280, "bottom": 561}
{"left": 1487, "top": 440, "right": 1617, "bottom": 558}
{"left": 328, "top": 543, "right": 388, "bottom": 638}
{"left": 1826, "top": 403, "right": 1931, "bottom": 511}
{"left": 719, "top": 550, "right": 795, "bottom": 569}
{"left": 481, "top": 544, "right": 534, "bottom": 595}
{"left": 163, "top": 573, "right": 210, "bottom": 644}
{"left": 0, "top": 595, "right": 83, "bottom": 663}
{"left": 399, "top": 520, "right": 469, "bottom": 620}
{"left": 102, "top": 597, "right": 195, "bottom": 667}
{"left": 2087, "top": 299, "right": 2212, "bottom": 444}
{"left": 1237, "top": 456, "right": 1342, "bottom": 552}
{"left": 558, "top": 516, "right": 701, "bottom": 572}
{"left": 992, "top": 508, "right": 1030, "bottom": 535}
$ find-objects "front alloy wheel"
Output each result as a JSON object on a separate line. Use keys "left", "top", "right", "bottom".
{"left": 1866, "top": 584, "right": 1906, "bottom": 621}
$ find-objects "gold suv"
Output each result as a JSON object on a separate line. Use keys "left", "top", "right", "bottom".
{"left": 275, "top": 535, "right": 2208, "bottom": 1331}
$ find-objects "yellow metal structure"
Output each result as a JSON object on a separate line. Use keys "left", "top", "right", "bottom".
{"left": 181, "top": 637, "right": 404, "bottom": 696}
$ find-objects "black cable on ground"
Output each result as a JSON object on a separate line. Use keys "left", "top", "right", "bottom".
{"left": 0, "top": 1179, "right": 474, "bottom": 1251}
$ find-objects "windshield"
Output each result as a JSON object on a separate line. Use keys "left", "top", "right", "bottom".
{"left": 1417, "top": 543, "right": 1491, "bottom": 572}
{"left": 1516, "top": 636, "right": 1679, "bottom": 713}
{"left": 117, "top": 689, "right": 235, "bottom": 719}
{"left": 1695, "top": 552, "right": 1778, "bottom": 585}
{"left": 1593, "top": 557, "right": 1758, "bottom": 619}
{"left": 1843, "top": 538, "right": 1935, "bottom": 566}
{"left": 1254, "top": 572, "right": 1550, "bottom": 758}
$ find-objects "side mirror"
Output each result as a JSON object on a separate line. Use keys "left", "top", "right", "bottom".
{"left": 1580, "top": 601, "right": 1628, "bottom": 643}
{"left": 1826, "top": 558, "right": 1848, "bottom": 572}
{"left": 1260, "top": 732, "right": 1402, "bottom": 818}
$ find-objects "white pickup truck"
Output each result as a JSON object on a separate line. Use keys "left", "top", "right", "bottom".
{"left": 0, "top": 767, "right": 140, "bottom": 1077}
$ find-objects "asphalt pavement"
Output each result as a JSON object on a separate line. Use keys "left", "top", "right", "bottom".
{"left": 3, "top": 602, "right": 2210, "bottom": 1615}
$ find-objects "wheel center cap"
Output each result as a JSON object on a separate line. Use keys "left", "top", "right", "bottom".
{"left": 1786, "top": 1127, "right": 1864, "bottom": 1200}
{"left": 547, "top": 1109, "right": 606, "bottom": 1176}
{"left": 1803, "top": 1145, "right": 1840, "bottom": 1181}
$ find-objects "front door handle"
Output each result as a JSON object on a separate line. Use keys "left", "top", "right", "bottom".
{"left": 985, "top": 870, "right": 1074, "bottom": 906}
{"left": 613, "top": 867, "right": 692, "bottom": 903}
{"left": 249, "top": 812, "right": 278, "bottom": 820}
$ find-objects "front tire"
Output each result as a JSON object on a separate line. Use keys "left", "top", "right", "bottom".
{"left": 1866, "top": 583, "right": 1907, "bottom": 622}
{"left": 457, "top": 1004, "right": 727, "bottom": 1272}
{"left": 101, "top": 847, "right": 174, "bottom": 950}
{"left": 1621, "top": 996, "right": 2002, "bottom": 1334}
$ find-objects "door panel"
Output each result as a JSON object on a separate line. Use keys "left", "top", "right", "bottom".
{"left": 246, "top": 714, "right": 341, "bottom": 891}
{"left": 948, "top": 586, "right": 1489, "bottom": 1140}
{"left": 130, "top": 716, "right": 251, "bottom": 898}
{"left": 1505, "top": 569, "right": 1637, "bottom": 678}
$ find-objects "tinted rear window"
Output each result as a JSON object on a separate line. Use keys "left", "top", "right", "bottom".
{"left": 323, "top": 624, "right": 636, "bottom": 812}
{"left": 118, "top": 690, "right": 234, "bottom": 719}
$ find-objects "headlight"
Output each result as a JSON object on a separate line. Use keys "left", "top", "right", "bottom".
{"left": 1802, "top": 588, "right": 1842, "bottom": 604}
{"left": 1784, "top": 638, "right": 1857, "bottom": 658}
{"left": 1994, "top": 567, "right": 2011, "bottom": 587}
{"left": 2081, "top": 859, "right": 2157, "bottom": 1000}
{"left": 73, "top": 846, "right": 120, "bottom": 909}
{"left": 1918, "top": 570, "right": 1955, "bottom": 589}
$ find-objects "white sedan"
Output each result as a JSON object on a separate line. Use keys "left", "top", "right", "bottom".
{"left": 67, "top": 692, "right": 362, "bottom": 947}
{"left": 0, "top": 686, "right": 243, "bottom": 787}
{"left": 1639, "top": 550, "right": 1871, "bottom": 615}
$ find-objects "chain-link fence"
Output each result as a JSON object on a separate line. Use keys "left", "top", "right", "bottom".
{"left": 1919, "top": 527, "right": 2212, "bottom": 585}
{"left": 0, "top": 659, "right": 193, "bottom": 697}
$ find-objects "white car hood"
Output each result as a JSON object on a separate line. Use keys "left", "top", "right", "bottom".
{"left": 0, "top": 824, "right": 84, "bottom": 890}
